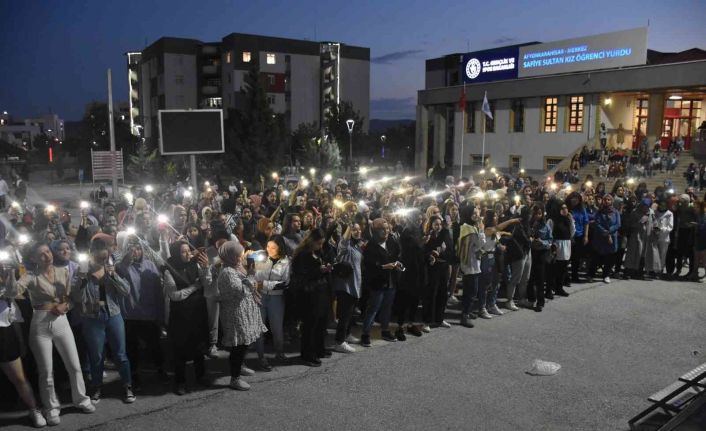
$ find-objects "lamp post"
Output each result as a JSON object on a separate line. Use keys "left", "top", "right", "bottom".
{"left": 380, "top": 134, "right": 386, "bottom": 159}
{"left": 346, "top": 119, "right": 355, "bottom": 169}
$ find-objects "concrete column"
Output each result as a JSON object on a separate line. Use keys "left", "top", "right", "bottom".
{"left": 415, "top": 104, "right": 429, "bottom": 174}
{"left": 646, "top": 92, "right": 665, "bottom": 145}
{"left": 454, "top": 110, "right": 464, "bottom": 177}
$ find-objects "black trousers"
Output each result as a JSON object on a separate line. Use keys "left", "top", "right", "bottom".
{"left": 549, "top": 260, "right": 568, "bottom": 293}
{"left": 335, "top": 291, "right": 357, "bottom": 344}
{"left": 528, "top": 250, "right": 548, "bottom": 307}
{"left": 423, "top": 264, "right": 449, "bottom": 324}
{"left": 570, "top": 240, "right": 588, "bottom": 281}
{"left": 299, "top": 288, "right": 328, "bottom": 360}
{"left": 174, "top": 354, "right": 204, "bottom": 385}
{"left": 229, "top": 345, "right": 248, "bottom": 378}
{"left": 614, "top": 247, "right": 626, "bottom": 275}
{"left": 595, "top": 253, "right": 615, "bottom": 278}
{"left": 125, "top": 320, "right": 164, "bottom": 379}
{"left": 393, "top": 289, "right": 419, "bottom": 326}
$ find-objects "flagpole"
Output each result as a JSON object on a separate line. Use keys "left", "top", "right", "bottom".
{"left": 481, "top": 104, "right": 486, "bottom": 169}
{"left": 459, "top": 82, "right": 466, "bottom": 179}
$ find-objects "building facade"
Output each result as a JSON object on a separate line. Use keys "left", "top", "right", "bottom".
{"left": 130, "top": 33, "right": 370, "bottom": 142}
{"left": 416, "top": 28, "right": 706, "bottom": 175}
{"left": 0, "top": 111, "right": 64, "bottom": 149}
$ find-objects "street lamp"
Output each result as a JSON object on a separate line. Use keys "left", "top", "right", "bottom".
{"left": 346, "top": 119, "right": 355, "bottom": 168}
{"left": 380, "top": 134, "right": 386, "bottom": 159}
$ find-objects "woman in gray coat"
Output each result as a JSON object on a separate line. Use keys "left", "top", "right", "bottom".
{"left": 332, "top": 223, "right": 364, "bottom": 353}
{"left": 216, "top": 241, "right": 268, "bottom": 391}
{"left": 623, "top": 198, "right": 653, "bottom": 279}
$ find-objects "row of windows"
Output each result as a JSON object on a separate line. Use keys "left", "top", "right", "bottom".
{"left": 467, "top": 154, "right": 564, "bottom": 171}
{"left": 462, "top": 96, "right": 585, "bottom": 134}
{"left": 226, "top": 51, "right": 277, "bottom": 65}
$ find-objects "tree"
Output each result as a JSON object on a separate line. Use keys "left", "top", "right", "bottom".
{"left": 292, "top": 122, "right": 342, "bottom": 169}
{"left": 225, "top": 67, "right": 286, "bottom": 180}
{"left": 324, "top": 100, "right": 365, "bottom": 158}
{"left": 127, "top": 139, "right": 160, "bottom": 180}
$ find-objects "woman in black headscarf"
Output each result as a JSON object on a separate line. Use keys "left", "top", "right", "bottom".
{"left": 163, "top": 241, "right": 211, "bottom": 395}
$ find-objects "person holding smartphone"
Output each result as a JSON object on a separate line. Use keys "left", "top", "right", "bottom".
{"left": 75, "top": 238, "right": 134, "bottom": 403}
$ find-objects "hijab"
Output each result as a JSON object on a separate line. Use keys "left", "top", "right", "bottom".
{"left": 218, "top": 240, "right": 245, "bottom": 275}
{"left": 166, "top": 240, "right": 199, "bottom": 286}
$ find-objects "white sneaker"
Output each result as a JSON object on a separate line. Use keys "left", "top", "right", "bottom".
{"left": 440, "top": 320, "right": 452, "bottom": 328}
{"left": 334, "top": 342, "right": 356, "bottom": 353}
{"left": 603, "top": 277, "right": 611, "bottom": 284}
{"left": 447, "top": 295, "right": 460, "bottom": 305}
{"left": 421, "top": 325, "right": 431, "bottom": 333}
{"left": 207, "top": 345, "right": 219, "bottom": 358}
{"left": 240, "top": 366, "right": 255, "bottom": 376}
{"left": 28, "top": 409, "right": 46, "bottom": 428}
{"left": 229, "top": 377, "right": 250, "bottom": 391}
{"left": 345, "top": 334, "right": 360, "bottom": 344}
{"left": 504, "top": 300, "right": 520, "bottom": 311}
{"left": 479, "top": 308, "right": 493, "bottom": 319}
{"left": 488, "top": 304, "right": 504, "bottom": 316}
{"left": 79, "top": 402, "right": 96, "bottom": 413}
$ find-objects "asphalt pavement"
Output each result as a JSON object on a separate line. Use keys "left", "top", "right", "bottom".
{"left": 2, "top": 276, "right": 705, "bottom": 431}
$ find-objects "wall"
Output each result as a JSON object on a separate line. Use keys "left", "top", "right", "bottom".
{"left": 163, "top": 53, "right": 198, "bottom": 109}
{"left": 339, "top": 58, "right": 370, "bottom": 133}
{"left": 599, "top": 94, "right": 634, "bottom": 148}
{"left": 452, "top": 96, "right": 597, "bottom": 171}
{"left": 289, "top": 53, "right": 321, "bottom": 129}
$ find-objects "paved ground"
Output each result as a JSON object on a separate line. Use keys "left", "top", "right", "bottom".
{"left": 2, "top": 277, "right": 705, "bottom": 431}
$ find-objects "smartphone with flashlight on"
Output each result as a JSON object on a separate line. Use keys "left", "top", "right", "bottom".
{"left": 247, "top": 250, "right": 267, "bottom": 265}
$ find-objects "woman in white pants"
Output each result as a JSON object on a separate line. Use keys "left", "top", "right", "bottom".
{"left": 16, "top": 242, "right": 95, "bottom": 426}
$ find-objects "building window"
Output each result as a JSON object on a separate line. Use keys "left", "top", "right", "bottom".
{"left": 470, "top": 155, "right": 484, "bottom": 168}
{"left": 175, "top": 75, "right": 184, "bottom": 85}
{"left": 204, "top": 97, "right": 222, "bottom": 108}
{"left": 464, "top": 102, "right": 475, "bottom": 133}
{"left": 543, "top": 97, "right": 558, "bottom": 132}
{"left": 544, "top": 157, "right": 564, "bottom": 171}
{"left": 226, "top": 51, "right": 232, "bottom": 64}
{"left": 266, "top": 95, "right": 276, "bottom": 105}
{"left": 242, "top": 51, "right": 251, "bottom": 63}
{"left": 266, "top": 53, "right": 276, "bottom": 64}
{"left": 484, "top": 101, "right": 495, "bottom": 133}
{"left": 511, "top": 99, "right": 524, "bottom": 132}
{"left": 268, "top": 74, "right": 275, "bottom": 85}
{"left": 509, "top": 155, "right": 522, "bottom": 171}
{"left": 568, "top": 96, "right": 584, "bottom": 132}
{"left": 633, "top": 98, "right": 648, "bottom": 144}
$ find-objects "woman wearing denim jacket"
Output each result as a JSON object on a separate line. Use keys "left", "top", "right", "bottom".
{"left": 525, "top": 203, "right": 553, "bottom": 312}
{"left": 72, "top": 238, "right": 134, "bottom": 404}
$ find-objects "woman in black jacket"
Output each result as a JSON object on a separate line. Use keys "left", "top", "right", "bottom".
{"left": 291, "top": 229, "right": 332, "bottom": 367}
{"left": 393, "top": 211, "right": 426, "bottom": 340}
{"left": 422, "top": 215, "right": 454, "bottom": 331}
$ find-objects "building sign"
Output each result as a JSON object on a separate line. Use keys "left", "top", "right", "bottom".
{"left": 518, "top": 28, "right": 647, "bottom": 78}
{"left": 461, "top": 46, "right": 519, "bottom": 84}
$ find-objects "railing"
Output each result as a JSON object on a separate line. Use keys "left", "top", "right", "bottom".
{"left": 546, "top": 138, "right": 597, "bottom": 177}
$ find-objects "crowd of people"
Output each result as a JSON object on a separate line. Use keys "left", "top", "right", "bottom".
{"left": 1, "top": 164, "right": 706, "bottom": 427}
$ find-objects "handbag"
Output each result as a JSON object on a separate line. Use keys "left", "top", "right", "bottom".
{"left": 332, "top": 261, "right": 353, "bottom": 278}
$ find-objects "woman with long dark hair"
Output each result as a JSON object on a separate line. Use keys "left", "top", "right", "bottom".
{"left": 525, "top": 203, "right": 553, "bottom": 312}
{"left": 291, "top": 229, "right": 332, "bottom": 367}
{"left": 422, "top": 215, "right": 453, "bottom": 329}
{"left": 164, "top": 241, "right": 211, "bottom": 395}
{"left": 591, "top": 194, "right": 622, "bottom": 283}
{"left": 547, "top": 199, "right": 574, "bottom": 297}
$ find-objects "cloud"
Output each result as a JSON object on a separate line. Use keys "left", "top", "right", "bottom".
{"left": 370, "top": 97, "right": 417, "bottom": 120}
{"left": 371, "top": 49, "right": 424, "bottom": 64}
{"left": 492, "top": 36, "right": 517, "bottom": 45}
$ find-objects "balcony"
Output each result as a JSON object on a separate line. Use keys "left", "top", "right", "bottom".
{"left": 201, "top": 86, "right": 219, "bottom": 95}
{"left": 202, "top": 65, "right": 218, "bottom": 75}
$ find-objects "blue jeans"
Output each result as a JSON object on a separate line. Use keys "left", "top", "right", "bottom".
{"left": 480, "top": 255, "right": 499, "bottom": 308}
{"left": 362, "top": 288, "right": 396, "bottom": 335}
{"left": 255, "top": 294, "right": 285, "bottom": 358}
{"left": 461, "top": 274, "right": 479, "bottom": 315}
{"left": 82, "top": 309, "right": 131, "bottom": 387}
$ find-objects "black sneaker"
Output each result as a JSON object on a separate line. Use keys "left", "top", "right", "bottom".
{"left": 123, "top": 385, "right": 136, "bottom": 404}
{"left": 174, "top": 384, "right": 186, "bottom": 396}
{"left": 360, "top": 334, "right": 371, "bottom": 347}
{"left": 258, "top": 358, "right": 273, "bottom": 372}
{"left": 319, "top": 351, "right": 332, "bottom": 359}
{"left": 534, "top": 305, "right": 543, "bottom": 312}
{"left": 407, "top": 325, "right": 423, "bottom": 337}
{"left": 90, "top": 387, "right": 101, "bottom": 403}
{"left": 381, "top": 331, "right": 397, "bottom": 342}
{"left": 394, "top": 328, "right": 407, "bottom": 341}
{"left": 301, "top": 356, "right": 322, "bottom": 367}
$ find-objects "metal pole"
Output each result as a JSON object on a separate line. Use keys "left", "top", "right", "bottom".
{"left": 348, "top": 131, "right": 353, "bottom": 169}
{"left": 190, "top": 154, "right": 198, "bottom": 196}
{"left": 107, "top": 69, "right": 118, "bottom": 199}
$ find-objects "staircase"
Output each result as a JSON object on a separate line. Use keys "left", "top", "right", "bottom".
{"left": 573, "top": 151, "right": 701, "bottom": 194}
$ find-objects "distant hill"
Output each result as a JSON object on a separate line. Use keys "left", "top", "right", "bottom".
{"left": 369, "top": 119, "right": 415, "bottom": 132}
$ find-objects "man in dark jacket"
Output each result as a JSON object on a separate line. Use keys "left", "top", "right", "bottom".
{"left": 361, "top": 218, "right": 402, "bottom": 347}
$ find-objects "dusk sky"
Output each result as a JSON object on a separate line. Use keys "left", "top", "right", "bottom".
{"left": 1, "top": 0, "right": 704, "bottom": 121}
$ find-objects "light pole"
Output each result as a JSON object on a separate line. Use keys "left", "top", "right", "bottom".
{"left": 346, "top": 119, "right": 355, "bottom": 169}
{"left": 380, "top": 134, "right": 386, "bottom": 159}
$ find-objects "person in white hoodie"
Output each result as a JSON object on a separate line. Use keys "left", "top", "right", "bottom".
{"left": 645, "top": 199, "right": 673, "bottom": 278}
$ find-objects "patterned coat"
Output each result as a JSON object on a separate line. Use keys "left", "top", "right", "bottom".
{"left": 217, "top": 267, "right": 267, "bottom": 347}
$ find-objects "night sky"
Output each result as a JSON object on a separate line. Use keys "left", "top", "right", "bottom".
{"left": 1, "top": 0, "right": 704, "bottom": 121}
